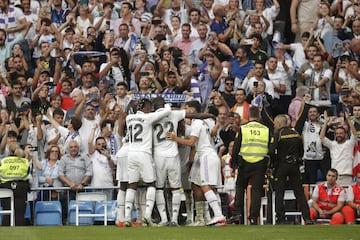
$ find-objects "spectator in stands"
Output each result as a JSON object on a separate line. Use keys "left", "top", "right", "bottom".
{"left": 310, "top": 168, "right": 346, "bottom": 224}
{"left": 0, "top": 0, "right": 28, "bottom": 43}
{"left": 320, "top": 111, "right": 357, "bottom": 186}
{"left": 88, "top": 133, "right": 115, "bottom": 200}
{"left": 155, "top": 0, "right": 191, "bottom": 27}
{"left": 188, "top": 23, "right": 208, "bottom": 64}
{"left": 172, "top": 23, "right": 193, "bottom": 58}
{"left": 290, "top": 0, "right": 321, "bottom": 41}
{"left": 198, "top": 30, "right": 233, "bottom": 63}
{"left": 247, "top": 33, "right": 268, "bottom": 65}
{"left": 241, "top": 62, "right": 274, "bottom": 99}
{"left": 301, "top": 54, "right": 332, "bottom": 107}
{"left": 230, "top": 46, "right": 253, "bottom": 89}
{"left": 219, "top": 77, "right": 236, "bottom": 108}
{"left": 58, "top": 140, "right": 92, "bottom": 223}
{"left": 38, "top": 145, "right": 62, "bottom": 200}
{"left": 230, "top": 88, "right": 249, "bottom": 125}
{"left": 288, "top": 86, "right": 310, "bottom": 127}
{"left": 210, "top": 4, "right": 235, "bottom": 45}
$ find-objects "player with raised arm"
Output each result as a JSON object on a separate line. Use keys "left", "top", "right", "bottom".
{"left": 166, "top": 100, "right": 226, "bottom": 226}
{"left": 124, "top": 99, "right": 171, "bottom": 227}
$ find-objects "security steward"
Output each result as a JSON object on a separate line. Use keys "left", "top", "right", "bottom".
{"left": 230, "top": 106, "right": 270, "bottom": 225}
{"left": 0, "top": 142, "right": 30, "bottom": 226}
{"left": 269, "top": 114, "right": 313, "bottom": 224}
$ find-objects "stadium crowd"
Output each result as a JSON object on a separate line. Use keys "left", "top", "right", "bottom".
{"left": 1, "top": 0, "right": 360, "bottom": 227}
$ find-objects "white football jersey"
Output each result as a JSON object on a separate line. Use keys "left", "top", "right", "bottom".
{"left": 126, "top": 104, "right": 171, "bottom": 154}
{"left": 153, "top": 109, "right": 186, "bottom": 157}
{"left": 190, "top": 119, "right": 216, "bottom": 153}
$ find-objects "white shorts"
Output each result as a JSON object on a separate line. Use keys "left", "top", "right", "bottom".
{"left": 189, "top": 151, "right": 221, "bottom": 187}
{"left": 116, "top": 155, "right": 129, "bottom": 182}
{"left": 127, "top": 151, "right": 156, "bottom": 184}
{"left": 154, "top": 154, "right": 181, "bottom": 188}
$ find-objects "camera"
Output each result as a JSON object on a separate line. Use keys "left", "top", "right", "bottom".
{"left": 106, "top": 20, "right": 110, "bottom": 26}
{"left": 88, "top": 93, "right": 98, "bottom": 99}
{"left": 253, "top": 81, "right": 258, "bottom": 87}
{"left": 151, "top": 19, "right": 162, "bottom": 25}
{"left": 140, "top": 72, "right": 149, "bottom": 77}
{"left": 29, "top": 146, "right": 38, "bottom": 152}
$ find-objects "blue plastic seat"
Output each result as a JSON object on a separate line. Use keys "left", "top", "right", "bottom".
{"left": 34, "top": 201, "right": 62, "bottom": 226}
{"left": 68, "top": 200, "right": 94, "bottom": 225}
{"left": 94, "top": 200, "right": 117, "bottom": 222}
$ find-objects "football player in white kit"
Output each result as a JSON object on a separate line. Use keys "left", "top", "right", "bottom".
{"left": 166, "top": 100, "right": 226, "bottom": 226}
{"left": 152, "top": 97, "right": 214, "bottom": 226}
{"left": 124, "top": 98, "right": 171, "bottom": 227}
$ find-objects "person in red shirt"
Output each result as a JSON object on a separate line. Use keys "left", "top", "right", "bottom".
{"left": 342, "top": 171, "right": 360, "bottom": 223}
{"left": 310, "top": 168, "right": 346, "bottom": 224}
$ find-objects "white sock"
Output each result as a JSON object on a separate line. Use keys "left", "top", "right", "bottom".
{"left": 155, "top": 189, "right": 168, "bottom": 223}
{"left": 116, "top": 189, "right": 126, "bottom": 222}
{"left": 204, "top": 190, "right": 223, "bottom": 218}
{"left": 185, "top": 191, "right": 193, "bottom": 223}
{"left": 124, "top": 188, "right": 136, "bottom": 221}
{"left": 145, "top": 186, "right": 156, "bottom": 219}
{"left": 204, "top": 202, "right": 211, "bottom": 221}
{"left": 171, "top": 189, "right": 181, "bottom": 223}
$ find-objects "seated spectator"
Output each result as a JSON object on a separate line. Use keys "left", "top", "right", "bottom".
{"left": 341, "top": 171, "right": 360, "bottom": 224}
{"left": 310, "top": 168, "right": 346, "bottom": 224}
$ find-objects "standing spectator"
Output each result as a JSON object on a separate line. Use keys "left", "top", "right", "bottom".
{"left": 0, "top": 0, "right": 28, "bottom": 42}
{"left": 58, "top": 140, "right": 92, "bottom": 223}
{"left": 172, "top": 23, "right": 193, "bottom": 58}
{"left": 269, "top": 114, "right": 313, "bottom": 225}
{"left": 290, "top": 0, "right": 321, "bottom": 41}
{"left": 230, "top": 46, "right": 253, "bottom": 90}
{"left": 155, "top": 0, "right": 190, "bottom": 27}
{"left": 288, "top": 86, "right": 310, "bottom": 127}
{"left": 220, "top": 77, "right": 236, "bottom": 108}
{"left": 50, "top": 0, "right": 72, "bottom": 28}
{"left": 310, "top": 168, "right": 346, "bottom": 224}
{"left": 188, "top": 23, "right": 208, "bottom": 64}
{"left": 230, "top": 88, "right": 249, "bottom": 125}
{"left": 301, "top": 106, "right": 326, "bottom": 184}
{"left": 210, "top": 4, "right": 235, "bottom": 45}
{"left": 273, "top": 43, "right": 294, "bottom": 114}
{"left": 320, "top": 111, "right": 357, "bottom": 186}
{"left": 247, "top": 33, "right": 268, "bottom": 65}
{"left": 230, "top": 106, "right": 270, "bottom": 224}
{"left": 88, "top": 134, "right": 115, "bottom": 200}
{"left": 302, "top": 54, "right": 332, "bottom": 107}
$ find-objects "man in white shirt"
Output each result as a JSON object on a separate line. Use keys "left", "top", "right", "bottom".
{"left": 320, "top": 111, "right": 357, "bottom": 186}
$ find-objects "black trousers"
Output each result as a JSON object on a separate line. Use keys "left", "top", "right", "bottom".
{"left": 274, "top": 164, "right": 310, "bottom": 222}
{"left": 233, "top": 159, "right": 267, "bottom": 221}
{"left": 0, "top": 181, "right": 30, "bottom": 226}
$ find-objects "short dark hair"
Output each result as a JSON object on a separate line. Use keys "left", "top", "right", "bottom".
{"left": 70, "top": 117, "right": 82, "bottom": 131}
{"left": 101, "top": 119, "right": 114, "bottom": 129}
{"left": 185, "top": 100, "right": 201, "bottom": 113}
{"left": 53, "top": 108, "right": 65, "bottom": 117}
{"left": 248, "top": 106, "right": 260, "bottom": 119}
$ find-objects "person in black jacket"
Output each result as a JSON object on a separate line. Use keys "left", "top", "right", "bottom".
{"left": 269, "top": 114, "right": 313, "bottom": 225}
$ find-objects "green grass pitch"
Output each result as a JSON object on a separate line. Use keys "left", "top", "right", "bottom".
{"left": 0, "top": 225, "right": 359, "bottom": 240}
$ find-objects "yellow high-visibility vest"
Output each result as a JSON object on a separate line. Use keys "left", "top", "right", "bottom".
{"left": 239, "top": 121, "right": 269, "bottom": 163}
{"left": 0, "top": 156, "right": 29, "bottom": 183}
